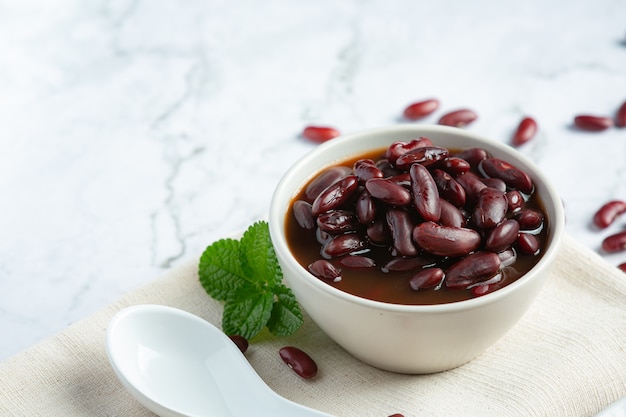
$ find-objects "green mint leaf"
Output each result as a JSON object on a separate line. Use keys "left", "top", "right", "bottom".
{"left": 221, "top": 286, "right": 274, "bottom": 339}
{"left": 198, "top": 238, "right": 247, "bottom": 301}
{"left": 240, "top": 221, "right": 282, "bottom": 289}
{"left": 266, "top": 285, "right": 304, "bottom": 337}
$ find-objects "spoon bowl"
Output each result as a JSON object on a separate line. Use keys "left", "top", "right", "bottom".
{"left": 106, "top": 304, "right": 333, "bottom": 417}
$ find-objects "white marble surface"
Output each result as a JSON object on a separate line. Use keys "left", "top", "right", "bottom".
{"left": 1, "top": 0, "right": 625, "bottom": 361}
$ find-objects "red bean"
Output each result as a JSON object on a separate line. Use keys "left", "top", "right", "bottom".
{"left": 434, "top": 156, "right": 471, "bottom": 175}
{"left": 517, "top": 233, "right": 541, "bottom": 255}
{"left": 366, "top": 178, "right": 412, "bottom": 206}
{"left": 485, "top": 219, "right": 520, "bottom": 252}
{"left": 511, "top": 117, "right": 538, "bottom": 146}
{"left": 302, "top": 125, "right": 340, "bottom": 143}
{"left": 453, "top": 147, "right": 489, "bottom": 168}
{"left": 355, "top": 190, "right": 377, "bottom": 224}
{"left": 479, "top": 158, "right": 534, "bottom": 194}
{"left": 382, "top": 255, "right": 436, "bottom": 272}
{"left": 438, "top": 109, "right": 478, "bottom": 127}
{"left": 506, "top": 190, "right": 525, "bottom": 213}
{"left": 354, "top": 159, "right": 383, "bottom": 183}
{"left": 413, "top": 221, "right": 481, "bottom": 257}
{"left": 385, "top": 137, "right": 434, "bottom": 165}
{"left": 386, "top": 208, "right": 418, "bottom": 257}
{"left": 618, "top": 262, "right": 626, "bottom": 273}
{"left": 308, "top": 259, "right": 342, "bottom": 282}
{"left": 574, "top": 115, "right": 614, "bottom": 131}
{"left": 338, "top": 255, "right": 377, "bottom": 269}
{"left": 593, "top": 200, "right": 626, "bottom": 229}
{"left": 388, "top": 414, "right": 405, "bottom": 417}
{"left": 376, "top": 159, "right": 401, "bottom": 177}
{"left": 445, "top": 251, "right": 501, "bottom": 289}
{"left": 322, "top": 233, "right": 366, "bottom": 258}
{"left": 316, "top": 210, "right": 358, "bottom": 234}
{"left": 439, "top": 198, "right": 466, "bottom": 228}
{"left": 394, "top": 146, "right": 449, "bottom": 170}
{"left": 409, "top": 268, "right": 445, "bottom": 290}
{"left": 366, "top": 218, "right": 392, "bottom": 244}
{"left": 601, "top": 231, "right": 626, "bottom": 253}
{"left": 293, "top": 200, "right": 315, "bottom": 229}
{"left": 409, "top": 163, "right": 441, "bottom": 222}
{"left": 403, "top": 98, "right": 440, "bottom": 120}
{"left": 455, "top": 171, "right": 487, "bottom": 205}
{"left": 616, "top": 101, "right": 626, "bottom": 128}
{"left": 304, "top": 166, "right": 351, "bottom": 202}
{"left": 311, "top": 175, "right": 359, "bottom": 216}
{"left": 228, "top": 335, "right": 249, "bottom": 353}
{"left": 279, "top": 346, "right": 318, "bottom": 379}
{"left": 473, "top": 187, "right": 507, "bottom": 229}
{"left": 481, "top": 177, "right": 507, "bottom": 193}
{"left": 515, "top": 208, "right": 544, "bottom": 230}
{"left": 432, "top": 169, "right": 466, "bottom": 207}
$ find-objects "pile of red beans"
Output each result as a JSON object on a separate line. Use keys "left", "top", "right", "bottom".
{"left": 289, "top": 137, "right": 548, "bottom": 300}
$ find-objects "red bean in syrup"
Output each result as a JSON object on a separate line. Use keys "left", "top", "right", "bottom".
{"left": 286, "top": 139, "right": 549, "bottom": 305}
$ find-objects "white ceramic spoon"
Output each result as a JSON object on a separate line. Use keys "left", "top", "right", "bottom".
{"left": 106, "top": 304, "right": 335, "bottom": 417}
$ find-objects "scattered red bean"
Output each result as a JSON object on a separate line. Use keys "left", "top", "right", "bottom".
{"left": 616, "top": 101, "right": 626, "bottom": 127}
{"left": 618, "top": 263, "right": 626, "bottom": 273}
{"left": 228, "top": 335, "right": 249, "bottom": 353}
{"left": 403, "top": 98, "right": 440, "bottom": 120}
{"left": 593, "top": 200, "right": 626, "bottom": 229}
{"left": 388, "top": 414, "right": 405, "bottom": 417}
{"left": 279, "top": 346, "right": 318, "bottom": 379}
{"left": 511, "top": 117, "right": 538, "bottom": 146}
{"left": 601, "top": 231, "right": 626, "bottom": 253}
{"left": 438, "top": 109, "right": 478, "bottom": 127}
{"left": 302, "top": 125, "right": 340, "bottom": 143}
{"left": 573, "top": 115, "right": 614, "bottom": 131}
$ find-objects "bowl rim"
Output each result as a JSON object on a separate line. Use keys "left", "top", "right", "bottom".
{"left": 269, "top": 124, "right": 565, "bottom": 314}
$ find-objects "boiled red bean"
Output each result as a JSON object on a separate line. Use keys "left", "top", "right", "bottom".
{"left": 515, "top": 208, "right": 544, "bottom": 230}
{"left": 479, "top": 158, "right": 534, "bottom": 194}
{"left": 385, "top": 137, "right": 434, "bottom": 165}
{"left": 616, "top": 101, "right": 626, "bottom": 128}
{"left": 453, "top": 147, "right": 489, "bottom": 168}
{"left": 292, "top": 200, "right": 315, "bottom": 229}
{"left": 455, "top": 171, "right": 487, "bottom": 204}
{"left": 279, "top": 346, "right": 318, "bottom": 379}
{"left": 409, "top": 268, "right": 445, "bottom": 290}
{"left": 366, "top": 218, "right": 392, "bottom": 244}
{"left": 403, "top": 98, "right": 440, "bottom": 120}
{"left": 517, "top": 233, "right": 540, "bottom": 255}
{"left": 434, "top": 156, "right": 471, "bottom": 176}
{"left": 394, "top": 146, "right": 449, "bottom": 170}
{"left": 432, "top": 169, "right": 466, "bottom": 207}
{"left": 410, "top": 163, "right": 441, "bottom": 222}
{"left": 308, "top": 259, "right": 342, "bottom": 282}
{"left": 601, "top": 231, "right": 626, "bottom": 253}
{"left": 413, "top": 221, "right": 481, "bottom": 257}
{"left": 386, "top": 208, "right": 418, "bottom": 256}
{"left": 473, "top": 187, "right": 508, "bottom": 229}
{"left": 439, "top": 198, "right": 466, "bottom": 228}
{"left": 389, "top": 172, "right": 411, "bottom": 187}
{"left": 302, "top": 125, "right": 340, "bottom": 143}
{"left": 322, "top": 233, "right": 366, "bottom": 258}
{"left": 574, "top": 115, "right": 613, "bottom": 131}
{"left": 593, "top": 200, "right": 626, "bottom": 229}
{"left": 382, "top": 255, "right": 436, "bottom": 272}
{"left": 485, "top": 219, "right": 520, "bottom": 252}
{"left": 355, "top": 190, "right": 377, "bottom": 224}
{"left": 445, "top": 251, "right": 501, "bottom": 289}
{"left": 338, "top": 255, "right": 377, "bottom": 269}
{"left": 438, "top": 109, "right": 478, "bottom": 127}
{"left": 316, "top": 210, "right": 358, "bottom": 234}
{"left": 366, "top": 178, "right": 412, "bottom": 206}
{"left": 481, "top": 177, "right": 507, "bottom": 192}
{"left": 228, "top": 335, "right": 249, "bottom": 353}
{"left": 311, "top": 175, "right": 359, "bottom": 216}
{"left": 376, "top": 159, "right": 401, "bottom": 177}
{"left": 304, "top": 166, "right": 352, "bottom": 202}
{"left": 511, "top": 117, "right": 538, "bottom": 147}
{"left": 506, "top": 190, "right": 525, "bottom": 213}
{"left": 354, "top": 158, "right": 383, "bottom": 183}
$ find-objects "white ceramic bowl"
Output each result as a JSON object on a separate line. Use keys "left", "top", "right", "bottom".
{"left": 269, "top": 124, "right": 565, "bottom": 374}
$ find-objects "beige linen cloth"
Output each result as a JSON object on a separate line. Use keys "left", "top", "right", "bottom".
{"left": 1, "top": 234, "right": 625, "bottom": 417}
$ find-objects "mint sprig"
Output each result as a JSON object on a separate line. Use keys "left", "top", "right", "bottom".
{"left": 198, "top": 221, "right": 303, "bottom": 339}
